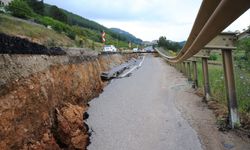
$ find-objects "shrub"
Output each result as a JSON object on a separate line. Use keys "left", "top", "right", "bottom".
{"left": 237, "top": 37, "right": 250, "bottom": 60}
{"left": 35, "top": 16, "right": 75, "bottom": 39}
{"left": 36, "top": 16, "right": 68, "bottom": 32}
{"left": 6, "top": 0, "right": 34, "bottom": 18}
{"left": 49, "top": 5, "right": 68, "bottom": 23}
{"left": 209, "top": 53, "right": 218, "bottom": 60}
{"left": 25, "top": 0, "right": 44, "bottom": 15}
{"left": 66, "top": 30, "right": 76, "bottom": 40}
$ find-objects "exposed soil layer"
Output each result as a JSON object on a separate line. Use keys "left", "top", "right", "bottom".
{"left": 0, "top": 33, "right": 66, "bottom": 55}
{"left": 0, "top": 52, "right": 138, "bottom": 149}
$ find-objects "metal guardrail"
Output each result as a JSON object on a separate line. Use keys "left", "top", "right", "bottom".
{"left": 163, "top": 0, "right": 250, "bottom": 63}
{"left": 156, "top": 0, "right": 250, "bottom": 128}
{"left": 100, "top": 51, "right": 156, "bottom": 55}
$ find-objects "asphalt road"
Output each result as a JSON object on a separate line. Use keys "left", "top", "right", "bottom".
{"left": 87, "top": 55, "right": 202, "bottom": 150}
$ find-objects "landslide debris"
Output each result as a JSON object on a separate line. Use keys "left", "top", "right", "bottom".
{"left": 0, "top": 50, "right": 138, "bottom": 149}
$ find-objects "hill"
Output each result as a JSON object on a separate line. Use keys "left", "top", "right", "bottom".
{"left": 43, "top": 3, "right": 107, "bottom": 32}
{"left": 110, "top": 28, "right": 143, "bottom": 44}
{"left": 0, "top": 14, "right": 74, "bottom": 47}
{"left": 43, "top": 3, "right": 140, "bottom": 45}
{"left": 1, "top": 0, "right": 141, "bottom": 49}
{"left": 179, "top": 41, "right": 186, "bottom": 47}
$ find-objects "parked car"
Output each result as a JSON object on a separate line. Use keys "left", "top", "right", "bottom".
{"left": 103, "top": 45, "right": 117, "bottom": 52}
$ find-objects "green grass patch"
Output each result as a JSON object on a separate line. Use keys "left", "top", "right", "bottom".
{"left": 196, "top": 59, "right": 250, "bottom": 113}
{"left": 0, "top": 14, "right": 74, "bottom": 47}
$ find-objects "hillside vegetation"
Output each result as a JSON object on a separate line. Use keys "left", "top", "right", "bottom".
{"left": 157, "top": 36, "right": 183, "bottom": 52}
{"left": 0, "top": 14, "right": 74, "bottom": 47}
{"left": 0, "top": 0, "right": 142, "bottom": 50}
{"left": 110, "top": 28, "right": 143, "bottom": 44}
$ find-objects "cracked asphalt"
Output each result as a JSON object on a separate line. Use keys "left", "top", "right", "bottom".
{"left": 87, "top": 55, "right": 203, "bottom": 150}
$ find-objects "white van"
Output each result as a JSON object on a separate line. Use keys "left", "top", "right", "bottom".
{"left": 103, "top": 45, "right": 117, "bottom": 52}
{"left": 133, "top": 48, "right": 138, "bottom": 52}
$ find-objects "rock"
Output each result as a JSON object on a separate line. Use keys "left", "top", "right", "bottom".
{"left": 71, "top": 133, "right": 89, "bottom": 149}
{"left": 54, "top": 103, "right": 89, "bottom": 149}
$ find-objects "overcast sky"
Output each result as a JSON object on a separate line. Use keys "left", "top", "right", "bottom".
{"left": 44, "top": 0, "right": 250, "bottom": 42}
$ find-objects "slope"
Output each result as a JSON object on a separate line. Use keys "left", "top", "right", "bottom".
{"left": 110, "top": 28, "right": 143, "bottom": 44}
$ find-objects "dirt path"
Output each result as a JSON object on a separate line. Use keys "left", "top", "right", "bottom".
{"left": 173, "top": 73, "right": 250, "bottom": 150}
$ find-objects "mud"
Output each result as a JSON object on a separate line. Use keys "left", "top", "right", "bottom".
{"left": 0, "top": 52, "right": 138, "bottom": 149}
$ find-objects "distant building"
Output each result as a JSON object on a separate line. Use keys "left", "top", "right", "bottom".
{"left": 237, "top": 28, "right": 250, "bottom": 40}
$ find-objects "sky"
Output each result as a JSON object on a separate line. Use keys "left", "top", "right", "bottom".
{"left": 44, "top": 0, "right": 250, "bottom": 42}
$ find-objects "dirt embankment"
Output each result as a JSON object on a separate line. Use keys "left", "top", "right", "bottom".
{"left": 0, "top": 33, "right": 66, "bottom": 55}
{"left": 0, "top": 52, "right": 137, "bottom": 149}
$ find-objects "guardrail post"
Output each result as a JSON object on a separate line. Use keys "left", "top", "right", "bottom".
{"left": 192, "top": 60, "right": 198, "bottom": 89}
{"left": 187, "top": 62, "right": 192, "bottom": 81}
{"left": 222, "top": 49, "right": 239, "bottom": 128}
{"left": 202, "top": 57, "right": 211, "bottom": 101}
{"left": 177, "top": 63, "right": 180, "bottom": 71}
{"left": 183, "top": 62, "right": 187, "bottom": 76}
{"left": 181, "top": 62, "right": 184, "bottom": 73}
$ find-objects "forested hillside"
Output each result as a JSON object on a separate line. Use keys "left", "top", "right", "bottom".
{"left": 111, "top": 28, "right": 143, "bottom": 44}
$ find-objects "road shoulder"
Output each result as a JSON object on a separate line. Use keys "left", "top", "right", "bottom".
{"left": 172, "top": 72, "right": 250, "bottom": 150}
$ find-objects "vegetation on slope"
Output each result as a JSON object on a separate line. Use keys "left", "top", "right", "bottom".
{"left": 110, "top": 28, "right": 143, "bottom": 44}
{"left": 194, "top": 37, "right": 250, "bottom": 128}
{"left": 1, "top": 0, "right": 142, "bottom": 50}
{"left": 0, "top": 14, "right": 74, "bottom": 47}
{"left": 157, "top": 36, "right": 183, "bottom": 52}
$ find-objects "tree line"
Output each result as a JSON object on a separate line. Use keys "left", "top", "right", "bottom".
{"left": 157, "top": 36, "right": 182, "bottom": 52}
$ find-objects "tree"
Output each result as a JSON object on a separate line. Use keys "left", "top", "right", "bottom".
{"left": 157, "top": 36, "right": 181, "bottom": 52}
{"left": 25, "top": 0, "right": 44, "bottom": 15}
{"left": 6, "top": 0, "right": 34, "bottom": 18}
{"left": 49, "top": 5, "right": 68, "bottom": 23}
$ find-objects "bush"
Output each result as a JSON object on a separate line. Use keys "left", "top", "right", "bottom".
{"left": 25, "top": 0, "right": 44, "bottom": 15}
{"left": 6, "top": 0, "right": 34, "bottom": 18}
{"left": 49, "top": 5, "right": 68, "bottom": 23}
{"left": 35, "top": 16, "right": 75, "bottom": 39}
{"left": 237, "top": 37, "right": 250, "bottom": 60}
{"left": 209, "top": 53, "right": 218, "bottom": 60}
{"left": 36, "top": 16, "right": 67, "bottom": 32}
{"left": 66, "top": 30, "right": 76, "bottom": 40}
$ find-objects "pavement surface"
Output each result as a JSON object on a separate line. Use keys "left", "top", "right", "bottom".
{"left": 87, "top": 55, "right": 202, "bottom": 150}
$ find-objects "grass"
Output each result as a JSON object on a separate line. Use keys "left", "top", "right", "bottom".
{"left": 0, "top": 14, "right": 104, "bottom": 50}
{"left": 0, "top": 13, "right": 74, "bottom": 47}
{"left": 195, "top": 56, "right": 250, "bottom": 114}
